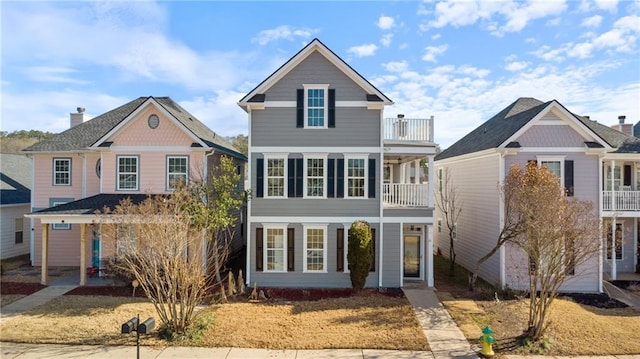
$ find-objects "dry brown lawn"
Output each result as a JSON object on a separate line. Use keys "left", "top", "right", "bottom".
{"left": 1, "top": 294, "right": 25, "bottom": 307}
{"left": 0, "top": 293, "right": 429, "bottom": 350}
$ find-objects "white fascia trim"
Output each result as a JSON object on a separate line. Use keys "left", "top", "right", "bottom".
{"left": 261, "top": 101, "right": 371, "bottom": 108}
{"left": 601, "top": 211, "right": 640, "bottom": 218}
{"left": 108, "top": 146, "right": 196, "bottom": 152}
{"left": 434, "top": 149, "right": 500, "bottom": 165}
{"left": 383, "top": 217, "right": 434, "bottom": 224}
{"left": 603, "top": 153, "right": 640, "bottom": 160}
{"left": 254, "top": 216, "right": 380, "bottom": 223}
{"left": 252, "top": 146, "right": 380, "bottom": 153}
{"left": 384, "top": 146, "right": 437, "bottom": 155}
{"left": 92, "top": 98, "right": 207, "bottom": 149}
{"left": 25, "top": 214, "right": 100, "bottom": 224}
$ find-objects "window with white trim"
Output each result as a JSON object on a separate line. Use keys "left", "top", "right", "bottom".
{"left": 117, "top": 156, "right": 139, "bottom": 190}
{"left": 304, "top": 84, "right": 328, "bottom": 128}
{"left": 53, "top": 158, "right": 71, "bottom": 185}
{"left": 606, "top": 222, "right": 623, "bottom": 260}
{"left": 345, "top": 156, "right": 367, "bottom": 198}
{"left": 304, "top": 155, "right": 326, "bottom": 198}
{"left": 537, "top": 156, "right": 564, "bottom": 185}
{"left": 51, "top": 201, "right": 71, "bottom": 230}
{"left": 265, "top": 157, "right": 286, "bottom": 198}
{"left": 265, "top": 226, "right": 286, "bottom": 272}
{"left": 116, "top": 224, "right": 136, "bottom": 256}
{"left": 304, "top": 225, "right": 327, "bottom": 272}
{"left": 167, "top": 156, "right": 188, "bottom": 190}
{"left": 605, "top": 165, "right": 622, "bottom": 191}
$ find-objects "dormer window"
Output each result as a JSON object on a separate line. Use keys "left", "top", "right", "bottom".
{"left": 297, "top": 85, "right": 334, "bottom": 129}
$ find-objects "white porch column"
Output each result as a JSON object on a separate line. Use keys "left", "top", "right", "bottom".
{"left": 41, "top": 223, "right": 49, "bottom": 285}
{"left": 428, "top": 156, "right": 435, "bottom": 208}
{"left": 80, "top": 224, "right": 87, "bottom": 286}
{"left": 427, "top": 225, "right": 434, "bottom": 287}
{"left": 611, "top": 217, "right": 617, "bottom": 281}
{"left": 414, "top": 160, "right": 421, "bottom": 183}
{"left": 611, "top": 160, "right": 616, "bottom": 210}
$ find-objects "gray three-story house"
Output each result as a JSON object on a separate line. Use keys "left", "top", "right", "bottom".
{"left": 238, "top": 39, "right": 437, "bottom": 288}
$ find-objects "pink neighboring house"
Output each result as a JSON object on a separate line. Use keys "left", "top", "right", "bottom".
{"left": 23, "top": 96, "right": 246, "bottom": 285}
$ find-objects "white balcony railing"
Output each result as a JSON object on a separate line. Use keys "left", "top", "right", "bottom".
{"left": 384, "top": 117, "right": 434, "bottom": 142}
{"left": 383, "top": 183, "right": 429, "bottom": 207}
{"left": 602, "top": 191, "right": 640, "bottom": 211}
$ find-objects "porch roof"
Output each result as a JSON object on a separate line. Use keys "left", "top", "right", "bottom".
{"left": 30, "top": 193, "right": 161, "bottom": 216}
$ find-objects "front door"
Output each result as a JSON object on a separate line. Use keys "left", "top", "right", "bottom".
{"left": 404, "top": 235, "right": 421, "bottom": 278}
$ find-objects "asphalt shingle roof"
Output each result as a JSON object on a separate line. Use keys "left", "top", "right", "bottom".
{"left": 32, "top": 193, "right": 156, "bottom": 215}
{"left": 0, "top": 153, "right": 32, "bottom": 205}
{"left": 436, "top": 97, "right": 636, "bottom": 161}
{"left": 23, "top": 97, "right": 246, "bottom": 160}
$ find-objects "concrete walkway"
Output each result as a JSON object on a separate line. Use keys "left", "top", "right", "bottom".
{"left": 0, "top": 285, "right": 77, "bottom": 325}
{"left": 402, "top": 287, "right": 478, "bottom": 359}
{"left": 603, "top": 281, "right": 640, "bottom": 310}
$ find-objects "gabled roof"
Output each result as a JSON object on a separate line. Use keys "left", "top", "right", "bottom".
{"left": 23, "top": 97, "right": 246, "bottom": 160}
{"left": 0, "top": 153, "right": 31, "bottom": 205}
{"left": 238, "top": 38, "right": 392, "bottom": 109}
{"left": 612, "top": 136, "right": 640, "bottom": 153}
{"left": 436, "top": 97, "right": 632, "bottom": 161}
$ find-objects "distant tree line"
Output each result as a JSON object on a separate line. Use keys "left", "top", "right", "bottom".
{"left": 1, "top": 130, "right": 56, "bottom": 153}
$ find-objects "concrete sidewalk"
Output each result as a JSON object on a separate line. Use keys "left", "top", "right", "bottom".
{"left": 603, "top": 281, "right": 640, "bottom": 310}
{"left": 0, "top": 285, "right": 77, "bottom": 325}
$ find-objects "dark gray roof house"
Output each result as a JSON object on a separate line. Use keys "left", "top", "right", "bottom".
{"left": 0, "top": 153, "right": 31, "bottom": 205}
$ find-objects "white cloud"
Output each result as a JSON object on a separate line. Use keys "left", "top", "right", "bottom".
{"left": 422, "top": 45, "right": 448, "bottom": 62}
{"left": 377, "top": 15, "right": 395, "bottom": 30}
{"left": 581, "top": 15, "right": 603, "bottom": 27}
{"left": 593, "top": 0, "right": 618, "bottom": 12}
{"left": 431, "top": 33, "right": 441, "bottom": 40}
{"left": 252, "top": 25, "right": 316, "bottom": 45}
{"left": 381, "top": 34, "right": 393, "bottom": 47}
{"left": 505, "top": 61, "right": 528, "bottom": 72}
{"left": 24, "top": 66, "right": 89, "bottom": 84}
{"left": 383, "top": 61, "right": 409, "bottom": 72}
{"left": 179, "top": 91, "right": 248, "bottom": 137}
{"left": 498, "top": 0, "right": 568, "bottom": 35}
{"left": 567, "top": 42, "right": 595, "bottom": 58}
{"left": 347, "top": 44, "right": 379, "bottom": 57}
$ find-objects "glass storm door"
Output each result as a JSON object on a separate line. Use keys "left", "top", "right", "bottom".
{"left": 404, "top": 235, "right": 420, "bottom": 278}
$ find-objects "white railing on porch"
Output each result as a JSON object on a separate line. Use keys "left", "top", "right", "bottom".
{"left": 383, "top": 183, "right": 429, "bottom": 207}
{"left": 602, "top": 191, "right": 640, "bottom": 211}
{"left": 383, "top": 117, "right": 434, "bottom": 142}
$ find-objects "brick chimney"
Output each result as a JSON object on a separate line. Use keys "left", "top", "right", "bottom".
{"left": 611, "top": 115, "right": 632, "bottom": 136}
{"left": 70, "top": 107, "right": 89, "bottom": 128}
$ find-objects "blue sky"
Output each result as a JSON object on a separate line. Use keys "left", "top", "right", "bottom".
{"left": 2, "top": 0, "right": 639, "bottom": 148}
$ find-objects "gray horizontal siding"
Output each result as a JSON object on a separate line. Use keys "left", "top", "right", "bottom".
{"left": 382, "top": 223, "right": 401, "bottom": 287}
{"left": 265, "top": 52, "right": 368, "bottom": 102}
{"left": 251, "top": 107, "right": 380, "bottom": 147}
{"left": 248, "top": 222, "right": 380, "bottom": 288}
{"left": 383, "top": 208, "right": 433, "bottom": 218}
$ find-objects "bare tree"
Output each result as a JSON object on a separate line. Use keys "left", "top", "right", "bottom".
{"left": 101, "top": 189, "right": 209, "bottom": 336}
{"left": 435, "top": 167, "right": 463, "bottom": 276}
{"left": 508, "top": 162, "right": 599, "bottom": 341}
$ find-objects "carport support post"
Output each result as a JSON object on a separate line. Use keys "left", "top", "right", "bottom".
{"left": 41, "top": 223, "right": 49, "bottom": 285}
{"left": 80, "top": 224, "right": 87, "bottom": 286}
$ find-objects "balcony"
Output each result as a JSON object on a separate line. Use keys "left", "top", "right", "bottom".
{"left": 384, "top": 117, "right": 434, "bottom": 143}
{"left": 383, "top": 183, "right": 429, "bottom": 207}
{"left": 602, "top": 190, "right": 640, "bottom": 211}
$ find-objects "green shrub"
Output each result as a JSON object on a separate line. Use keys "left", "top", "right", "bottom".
{"left": 347, "top": 221, "right": 372, "bottom": 291}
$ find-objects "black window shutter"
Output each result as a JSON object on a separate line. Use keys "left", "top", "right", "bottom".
{"left": 256, "top": 159, "right": 264, "bottom": 198}
{"left": 328, "top": 89, "right": 336, "bottom": 128}
{"left": 327, "top": 158, "right": 335, "bottom": 198}
{"left": 287, "top": 228, "right": 295, "bottom": 272}
{"left": 564, "top": 160, "right": 574, "bottom": 197}
{"left": 288, "top": 158, "right": 295, "bottom": 197}
{"left": 295, "top": 158, "right": 303, "bottom": 197}
{"left": 624, "top": 165, "right": 632, "bottom": 186}
{"left": 369, "top": 228, "right": 376, "bottom": 272}
{"left": 256, "top": 228, "right": 263, "bottom": 272}
{"left": 368, "top": 158, "right": 376, "bottom": 198}
{"left": 336, "top": 158, "right": 344, "bottom": 198}
{"left": 336, "top": 228, "right": 344, "bottom": 272}
{"left": 296, "top": 89, "right": 304, "bottom": 128}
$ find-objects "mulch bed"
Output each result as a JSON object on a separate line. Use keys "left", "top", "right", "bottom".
{"left": 560, "top": 292, "right": 628, "bottom": 309}
{"left": 65, "top": 285, "right": 148, "bottom": 298}
{"left": 1, "top": 282, "right": 46, "bottom": 295}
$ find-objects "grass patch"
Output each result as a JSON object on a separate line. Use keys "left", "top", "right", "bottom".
{"left": 0, "top": 291, "right": 428, "bottom": 350}
{"left": 433, "top": 255, "right": 640, "bottom": 355}
{"left": 1, "top": 294, "right": 26, "bottom": 307}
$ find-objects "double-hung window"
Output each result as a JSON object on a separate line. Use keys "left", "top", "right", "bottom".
{"left": 606, "top": 222, "right": 623, "bottom": 260}
{"left": 167, "top": 156, "right": 188, "bottom": 190}
{"left": 116, "top": 224, "right": 136, "bottom": 256}
{"left": 265, "top": 226, "right": 286, "bottom": 272}
{"left": 265, "top": 155, "right": 286, "bottom": 198}
{"left": 537, "top": 156, "right": 564, "bottom": 185}
{"left": 117, "top": 156, "right": 139, "bottom": 191}
{"left": 304, "top": 155, "right": 326, "bottom": 198}
{"left": 345, "top": 156, "right": 367, "bottom": 198}
{"left": 304, "top": 225, "right": 327, "bottom": 272}
{"left": 605, "top": 165, "right": 622, "bottom": 191}
{"left": 53, "top": 158, "right": 71, "bottom": 185}
{"left": 304, "top": 84, "right": 329, "bottom": 128}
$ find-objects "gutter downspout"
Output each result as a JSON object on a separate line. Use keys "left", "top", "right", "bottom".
{"left": 203, "top": 150, "right": 216, "bottom": 271}
{"left": 498, "top": 152, "right": 506, "bottom": 289}
{"left": 378, "top": 110, "right": 384, "bottom": 288}
{"left": 27, "top": 154, "right": 35, "bottom": 265}
{"left": 245, "top": 106, "right": 253, "bottom": 286}
{"left": 598, "top": 155, "right": 603, "bottom": 293}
